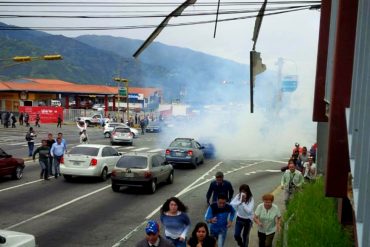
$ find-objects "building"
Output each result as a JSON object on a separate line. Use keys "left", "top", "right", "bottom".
{"left": 313, "top": 1, "right": 369, "bottom": 246}
{"left": 0, "top": 78, "right": 162, "bottom": 113}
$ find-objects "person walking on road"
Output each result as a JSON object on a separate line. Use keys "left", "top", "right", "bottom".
{"left": 205, "top": 193, "right": 236, "bottom": 247}
{"left": 186, "top": 222, "right": 216, "bottom": 247}
{"left": 19, "top": 112, "right": 24, "bottom": 126}
{"left": 10, "top": 113, "right": 17, "bottom": 128}
{"left": 46, "top": 133, "right": 56, "bottom": 176}
{"left": 79, "top": 129, "right": 88, "bottom": 144}
{"left": 230, "top": 184, "right": 255, "bottom": 247}
{"left": 281, "top": 160, "right": 304, "bottom": 206}
{"left": 160, "top": 197, "right": 191, "bottom": 247}
{"left": 24, "top": 113, "right": 30, "bottom": 127}
{"left": 35, "top": 113, "right": 41, "bottom": 127}
{"left": 56, "top": 132, "right": 67, "bottom": 151}
{"left": 253, "top": 193, "right": 281, "bottom": 247}
{"left": 206, "top": 171, "right": 234, "bottom": 205}
{"left": 50, "top": 137, "right": 66, "bottom": 179}
{"left": 140, "top": 118, "right": 145, "bottom": 135}
{"left": 26, "top": 127, "right": 37, "bottom": 156}
{"left": 57, "top": 114, "right": 62, "bottom": 128}
{"left": 33, "top": 140, "right": 50, "bottom": 180}
{"left": 135, "top": 220, "right": 175, "bottom": 247}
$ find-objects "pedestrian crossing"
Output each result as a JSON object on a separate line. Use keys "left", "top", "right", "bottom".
{"left": 112, "top": 145, "right": 164, "bottom": 154}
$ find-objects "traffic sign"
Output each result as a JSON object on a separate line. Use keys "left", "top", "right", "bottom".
{"left": 281, "top": 75, "right": 298, "bottom": 92}
{"left": 118, "top": 88, "right": 127, "bottom": 96}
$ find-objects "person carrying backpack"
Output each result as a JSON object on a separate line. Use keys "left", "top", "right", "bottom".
{"left": 26, "top": 127, "right": 37, "bottom": 156}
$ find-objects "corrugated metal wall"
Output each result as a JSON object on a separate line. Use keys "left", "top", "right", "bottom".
{"left": 347, "top": 0, "right": 370, "bottom": 246}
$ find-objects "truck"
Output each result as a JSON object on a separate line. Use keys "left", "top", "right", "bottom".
{"left": 75, "top": 114, "right": 110, "bottom": 126}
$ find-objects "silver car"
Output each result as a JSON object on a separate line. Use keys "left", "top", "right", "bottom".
{"left": 60, "top": 144, "right": 121, "bottom": 181}
{"left": 111, "top": 152, "right": 174, "bottom": 194}
{"left": 110, "top": 127, "right": 134, "bottom": 145}
{"left": 103, "top": 122, "right": 139, "bottom": 138}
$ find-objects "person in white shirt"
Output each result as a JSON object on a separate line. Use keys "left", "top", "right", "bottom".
{"left": 230, "top": 184, "right": 254, "bottom": 247}
{"left": 303, "top": 156, "right": 317, "bottom": 181}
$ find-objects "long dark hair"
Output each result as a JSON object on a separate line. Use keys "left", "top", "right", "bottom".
{"left": 191, "top": 222, "right": 210, "bottom": 239}
{"left": 160, "top": 197, "right": 188, "bottom": 214}
{"left": 239, "top": 184, "right": 253, "bottom": 203}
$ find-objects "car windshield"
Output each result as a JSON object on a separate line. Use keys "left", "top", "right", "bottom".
{"left": 115, "top": 128, "right": 130, "bottom": 133}
{"left": 69, "top": 147, "right": 99, "bottom": 156}
{"left": 116, "top": 156, "right": 147, "bottom": 168}
{"left": 170, "top": 140, "right": 192, "bottom": 148}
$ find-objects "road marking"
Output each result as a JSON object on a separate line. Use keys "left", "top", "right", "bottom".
{"left": 0, "top": 179, "right": 47, "bottom": 193}
{"left": 131, "top": 147, "right": 150, "bottom": 151}
{"left": 8, "top": 142, "right": 28, "bottom": 146}
{"left": 5, "top": 185, "right": 110, "bottom": 230}
{"left": 147, "top": 148, "right": 163, "bottom": 153}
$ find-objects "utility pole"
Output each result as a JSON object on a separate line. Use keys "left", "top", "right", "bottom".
{"left": 113, "top": 77, "right": 129, "bottom": 123}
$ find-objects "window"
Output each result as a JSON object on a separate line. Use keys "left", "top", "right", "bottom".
{"left": 116, "top": 156, "right": 147, "bottom": 168}
{"left": 154, "top": 155, "right": 165, "bottom": 166}
{"left": 152, "top": 156, "right": 160, "bottom": 167}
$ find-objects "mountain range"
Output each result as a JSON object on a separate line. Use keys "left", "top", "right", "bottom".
{"left": 0, "top": 22, "right": 250, "bottom": 101}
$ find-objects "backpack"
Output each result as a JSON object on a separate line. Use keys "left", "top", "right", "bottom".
{"left": 25, "top": 132, "right": 31, "bottom": 141}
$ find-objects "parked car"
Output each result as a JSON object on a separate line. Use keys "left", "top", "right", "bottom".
{"left": 165, "top": 138, "right": 205, "bottom": 169}
{"left": 92, "top": 103, "right": 105, "bottom": 111}
{"left": 110, "top": 127, "right": 134, "bottom": 145}
{"left": 103, "top": 122, "right": 139, "bottom": 138}
{"left": 111, "top": 152, "right": 174, "bottom": 194}
{"left": 60, "top": 144, "right": 121, "bottom": 181}
{"left": 0, "top": 148, "right": 25, "bottom": 180}
{"left": 145, "top": 121, "right": 162, "bottom": 133}
{"left": 0, "top": 230, "right": 36, "bottom": 247}
{"left": 75, "top": 114, "right": 110, "bottom": 127}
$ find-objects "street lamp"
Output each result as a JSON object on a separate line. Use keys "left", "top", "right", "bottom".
{"left": 113, "top": 77, "right": 129, "bottom": 123}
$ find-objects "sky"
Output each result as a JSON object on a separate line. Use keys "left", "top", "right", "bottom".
{"left": 0, "top": 0, "right": 321, "bottom": 158}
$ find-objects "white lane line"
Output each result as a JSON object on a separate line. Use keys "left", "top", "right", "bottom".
{"left": 8, "top": 142, "right": 28, "bottom": 146}
{"left": 263, "top": 159, "right": 287, "bottom": 164}
{"left": 131, "top": 147, "right": 150, "bottom": 152}
{"left": 147, "top": 149, "right": 163, "bottom": 153}
{"left": 5, "top": 185, "right": 110, "bottom": 230}
{"left": 112, "top": 162, "right": 223, "bottom": 247}
{"left": 0, "top": 179, "right": 46, "bottom": 193}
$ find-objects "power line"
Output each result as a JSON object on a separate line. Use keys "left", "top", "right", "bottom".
{"left": 0, "top": 6, "right": 317, "bottom": 31}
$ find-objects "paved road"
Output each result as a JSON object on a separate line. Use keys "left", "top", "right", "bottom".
{"left": 0, "top": 124, "right": 286, "bottom": 247}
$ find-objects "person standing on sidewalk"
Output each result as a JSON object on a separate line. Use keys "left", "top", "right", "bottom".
{"left": 160, "top": 197, "right": 191, "bottom": 247}
{"left": 50, "top": 137, "right": 66, "bottom": 179}
{"left": 205, "top": 193, "right": 236, "bottom": 247}
{"left": 253, "top": 193, "right": 281, "bottom": 247}
{"left": 57, "top": 114, "right": 62, "bottom": 128}
{"left": 281, "top": 160, "right": 304, "bottom": 206}
{"left": 33, "top": 140, "right": 50, "bottom": 180}
{"left": 230, "top": 184, "right": 254, "bottom": 247}
{"left": 206, "top": 171, "right": 234, "bottom": 205}
{"left": 26, "top": 127, "right": 37, "bottom": 156}
{"left": 35, "top": 113, "right": 41, "bottom": 127}
{"left": 46, "top": 133, "right": 56, "bottom": 176}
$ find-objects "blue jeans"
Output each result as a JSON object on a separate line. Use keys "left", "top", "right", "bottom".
{"left": 166, "top": 237, "right": 186, "bottom": 247}
{"left": 28, "top": 142, "right": 34, "bottom": 156}
{"left": 211, "top": 228, "right": 227, "bottom": 247}
{"left": 234, "top": 217, "right": 252, "bottom": 247}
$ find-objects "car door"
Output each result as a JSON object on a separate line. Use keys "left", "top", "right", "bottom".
{"left": 194, "top": 141, "right": 204, "bottom": 161}
{"left": 151, "top": 155, "right": 162, "bottom": 182}
{"left": 153, "top": 155, "right": 167, "bottom": 182}
{"left": 0, "top": 148, "right": 12, "bottom": 176}
{"left": 101, "top": 147, "right": 118, "bottom": 173}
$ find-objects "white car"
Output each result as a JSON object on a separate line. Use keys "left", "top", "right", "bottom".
{"left": 0, "top": 230, "right": 36, "bottom": 247}
{"left": 60, "top": 144, "right": 121, "bottom": 181}
{"left": 103, "top": 122, "right": 139, "bottom": 138}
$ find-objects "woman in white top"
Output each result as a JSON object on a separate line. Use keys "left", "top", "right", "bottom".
{"left": 230, "top": 184, "right": 254, "bottom": 247}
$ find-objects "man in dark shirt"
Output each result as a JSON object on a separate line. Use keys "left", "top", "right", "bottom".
{"left": 33, "top": 140, "right": 50, "bottom": 180}
{"left": 206, "top": 171, "right": 234, "bottom": 205}
{"left": 46, "top": 133, "right": 56, "bottom": 176}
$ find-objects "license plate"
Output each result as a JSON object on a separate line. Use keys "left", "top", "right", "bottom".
{"left": 124, "top": 173, "right": 134, "bottom": 177}
{"left": 73, "top": 161, "right": 80, "bottom": 166}
{"left": 175, "top": 152, "right": 182, "bottom": 156}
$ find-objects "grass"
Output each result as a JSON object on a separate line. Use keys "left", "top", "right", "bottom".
{"left": 277, "top": 177, "right": 353, "bottom": 247}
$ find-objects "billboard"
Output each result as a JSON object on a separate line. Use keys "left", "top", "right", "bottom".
{"left": 19, "top": 106, "right": 63, "bottom": 124}
{"left": 281, "top": 75, "right": 298, "bottom": 92}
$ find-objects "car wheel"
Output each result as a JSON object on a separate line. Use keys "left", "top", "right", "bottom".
{"left": 110, "top": 141, "right": 115, "bottom": 145}
{"left": 12, "top": 166, "right": 23, "bottom": 180}
{"left": 166, "top": 172, "right": 174, "bottom": 184}
{"left": 147, "top": 179, "right": 157, "bottom": 194}
{"left": 129, "top": 141, "right": 133, "bottom": 146}
{"left": 192, "top": 159, "right": 198, "bottom": 169}
{"left": 63, "top": 175, "right": 72, "bottom": 181}
{"left": 100, "top": 168, "right": 108, "bottom": 181}
{"left": 111, "top": 183, "right": 120, "bottom": 192}
{"left": 104, "top": 132, "right": 111, "bottom": 138}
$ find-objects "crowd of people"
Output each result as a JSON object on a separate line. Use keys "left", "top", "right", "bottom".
{"left": 135, "top": 171, "right": 282, "bottom": 247}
